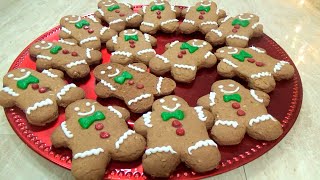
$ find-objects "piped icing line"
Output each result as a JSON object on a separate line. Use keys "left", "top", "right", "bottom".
{"left": 137, "top": 49, "right": 156, "bottom": 56}
{"left": 156, "top": 77, "right": 163, "bottom": 94}
{"left": 226, "top": 34, "right": 249, "bottom": 40}
{"left": 13, "top": 71, "right": 31, "bottom": 81}
{"left": 100, "top": 27, "right": 110, "bottom": 35}
{"left": 111, "top": 51, "right": 132, "bottom": 57}
{"left": 249, "top": 46, "right": 265, "bottom": 53}
{"left": 143, "top": 111, "right": 153, "bottom": 128}
{"left": 155, "top": 54, "right": 170, "bottom": 63}
{"left": 87, "top": 15, "right": 98, "bottom": 23}
{"left": 249, "top": 114, "right": 276, "bottom": 126}
{"left": 107, "top": 106, "right": 122, "bottom": 118}
{"left": 68, "top": 16, "right": 81, "bottom": 24}
{"left": 222, "top": 58, "right": 238, "bottom": 68}
{"left": 221, "top": 16, "right": 231, "bottom": 23}
{"left": 227, "top": 47, "right": 239, "bottom": 54}
{"left": 215, "top": 120, "right": 239, "bottom": 128}
{"left": 97, "top": 9, "right": 104, "bottom": 16}
{"left": 109, "top": 19, "right": 124, "bottom": 25}
{"left": 122, "top": 2, "right": 132, "bottom": 8}
{"left": 161, "top": 19, "right": 179, "bottom": 26}
{"left": 204, "top": 51, "right": 213, "bottom": 59}
{"left": 250, "top": 89, "right": 263, "bottom": 103}
{"left": 36, "top": 55, "right": 52, "bottom": 61}
{"left": 210, "top": 29, "right": 222, "bottom": 37}
{"left": 187, "top": 140, "right": 217, "bottom": 155}
{"left": 66, "top": 60, "right": 87, "bottom": 68}
{"left": 251, "top": 22, "right": 260, "bottom": 29}
{"left": 100, "top": 80, "right": 116, "bottom": 91}
{"left": 171, "top": 5, "right": 176, "bottom": 12}
{"left": 61, "top": 121, "right": 73, "bottom": 138}
{"left": 274, "top": 61, "right": 289, "bottom": 73}
{"left": 145, "top": 146, "right": 177, "bottom": 155}
{"left": 127, "top": 94, "right": 152, "bottom": 105}
{"left": 141, "top": 21, "right": 155, "bottom": 27}
{"left": 112, "top": 35, "right": 118, "bottom": 44}
{"left": 126, "top": 13, "right": 141, "bottom": 21}
{"left": 169, "top": 40, "right": 179, "bottom": 48}
{"left": 185, "top": 6, "right": 191, "bottom": 13}
{"left": 250, "top": 72, "right": 272, "bottom": 78}
{"left": 216, "top": 8, "right": 220, "bottom": 15}
{"left": 86, "top": 48, "right": 92, "bottom": 59}
{"left": 80, "top": 37, "right": 98, "bottom": 45}
{"left": 173, "top": 64, "right": 196, "bottom": 70}
{"left": 209, "top": 91, "right": 216, "bottom": 106}
{"left": 42, "top": 69, "right": 58, "bottom": 78}
{"left": 57, "top": 83, "right": 76, "bottom": 100}
{"left": 142, "top": 6, "right": 147, "bottom": 13}
{"left": 200, "top": 21, "right": 218, "bottom": 26}
{"left": 144, "top": 33, "right": 150, "bottom": 42}
{"left": 1, "top": 87, "right": 19, "bottom": 97}
{"left": 127, "top": 64, "right": 146, "bottom": 73}
{"left": 194, "top": 106, "right": 207, "bottom": 121}
{"left": 73, "top": 148, "right": 104, "bottom": 159}
{"left": 58, "top": 39, "right": 75, "bottom": 45}
{"left": 183, "top": 19, "right": 195, "bottom": 25}
{"left": 115, "top": 130, "right": 135, "bottom": 149}
{"left": 61, "top": 27, "right": 71, "bottom": 35}
{"left": 26, "top": 98, "right": 53, "bottom": 114}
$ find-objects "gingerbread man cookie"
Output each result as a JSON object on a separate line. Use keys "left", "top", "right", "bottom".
{"left": 179, "top": 0, "right": 226, "bottom": 34}
{"left": 30, "top": 39, "right": 102, "bottom": 79}
{"left": 59, "top": 15, "right": 117, "bottom": 50}
{"left": 149, "top": 39, "right": 217, "bottom": 83}
{"left": 134, "top": 95, "right": 221, "bottom": 177}
{"left": 205, "top": 13, "right": 263, "bottom": 47}
{"left": 51, "top": 99, "right": 146, "bottom": 180}
{"left": 93, "top": 63, "right": 176, "bottom": 113}
{"left": 215, "top": 46, "right": 295, "bottom": 92}
{"left": 0, "top": 68, "right": 85, "bottom": 126}
{"left": 197, "top": 80, "right": 283, "bottom": 145}
{"left": 95, "top": 0, "right": 143, "bottom": 32}
{"left": 106, "top": 29, "right": 157, "bottom": 65}
{"left": 138, "top": 0, "right": 181, "bottom": 34}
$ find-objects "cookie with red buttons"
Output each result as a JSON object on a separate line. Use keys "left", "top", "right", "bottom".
{"left": 134, "top": 95, "right": 221, "bottom": 177}
{"left": 51, "top": 99, "right": 146, "bottom": 180}
{"left": 0, "top": 68, "right": 85, "bottom": 126}
{"left": 93, "top": 63, "right": 176, "bottom": 113}
{"left": 30, "top": 39, "right": 102, "bottom": 79}
{"left": 197, "top": 79, "right": 283, "bottom": 145}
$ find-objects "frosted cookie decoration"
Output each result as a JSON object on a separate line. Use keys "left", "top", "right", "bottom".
{"left": 215, "top": 46, "right": 294, "bottom": 92}
{"left": 134, "top": 95, "right": 220, "bottom": 177}
{"left": 59, "top": 15, "right": 117, "bottom": 50}
{"left": 106, "top": 29, "right": 157, "bottom": 65}
{"left": 93, "top": 63, "right": 176, "bottom": 113}
{"left": 95, "top": 0, "right": 143, "bottom": 32}
{"left": 51, "top": 99, "right": 146, "bottom": 180}
{"left": 30, "top": 39, "right": 102, "bottom": 78}
{"left": 138, "top": 0, "right": 181, "bottom": 34}
{"left": 149, "top": 39, "right": 217, "bottom": 83}
{"left": 197, "top": 79, "right": 283, "bottom": 145}
{"left": 179, "top": 0, "right": 226, "bottom": 34}
{"left": 0, "top": 68, "right": 85, "bottom": 126}
{"left": 205, "top": 13, "right": 263, "bottom": 47}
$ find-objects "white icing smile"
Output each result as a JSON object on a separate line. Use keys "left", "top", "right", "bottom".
{"left": 12, "top": 70, "right": 31, "bottom": 81}
{"left": 35, "top": 41, "right": 53, "bottom": 50}
{"left": 192, "top": 40, "right": 207, "bottom": 48}
{"left": 200, "top": 3, "right": 211, "bottom": 6}
{"left": 226, "top": 47, "right": 239, "bottom": 54}
{"left": 75, "top": 102, "right": 96, "bottom": 116}
{"left": 107, "top": 67, "right": 120, "bottom": 78}
{"left": 161, "top": 98, "right": 181, "bottom": 112}
{"left": 124, "top": 30, "right": 138, "bottom": 36}
{"left": 66, "top": 16, "right": 81, "bottom": 24}
{"left": 218, "top": 84, "right": 240, "bottom": 94}
{"left": 238, "top": 14, "right": 254, "bottom": 21}
{"left": 104, "top": 3, "right": 115, "bottom": 7}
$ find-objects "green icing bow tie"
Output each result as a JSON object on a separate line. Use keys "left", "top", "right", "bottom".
{"left": 196, "top": 5, "right": 211, "bottom": 12}
{"left": 232, "top": 50, "right": 253, "bottom": 62}
{"left": 151, "top": 5, "right": 165, "bottom": 11}
{"left": 232, "top": 18, "right": 250, "bottom": 27}
{"left": 124, "top": 35, "right": 139, "bottom": 41}
{"left": 223, "top": 93, "right": 241, "bottom": 103}
{"left": 50, "top": 45, "right": 62, "bottom": 54}
{"left": 107, "top": 4, "right": 120, "bottom": 11}
{"left": 161, "top": 110, "right": 185, "bottom": 121}
{"left": 180, "top": 42, "right": 199, "bottom": 54}
{"left": 75, "top": 19, "right": 90, "bottom": 29}
{"left": 114, "top": 71, "right": 133, "bottom": 84}
{"left": 17, "top": 74, "right": 39, "bottom": 90}
{"left": 78, "top": 111, "right": 105, "bottom": 129}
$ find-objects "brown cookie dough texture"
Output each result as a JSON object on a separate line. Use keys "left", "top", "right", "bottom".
{"left": 0, "top": 68, "right": 85, "bottom": 126}
{"left": 149, "top": 39, "right": 217, "bottom": 83}
{"left": 51, "top": 99, "right": 146, "bottom": 180}
{"left": 179, "top": 0, "right": 226, "bottom": 34}
{"left": 59, "top": 15, "right": 117, "bottom": 50}
{"left": 93, "top": 63, "right": 176, "bottom": 113}
{"left": 106, "top": 29, "right": 157, "bottom": 65}
{"left": 134, "top": 95, "right": 221, "bottom": 177}
{"left": 138, "top": 0, "right": 181, "bottom": 34}
{"left": 205, "top": 13, "right": 264, "bottom": 47}
{"left": 215, "top": 46, "right": 295, "bottom": 93}
{"left": 30, "top": 39, "right": 102, "bottom": 79}
{"left": 95, "top": 0, "right": 143, "bottom": 32}
{"left": 197, "top": 79, "right": 283, "bottom": 145}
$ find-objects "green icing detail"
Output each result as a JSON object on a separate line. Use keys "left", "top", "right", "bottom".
{"left": 196, "top": 5, "right": 211, "bottom": 12}
{"left": 151, "top": 5, "right": 165, "bottom": 11}
{"left": 114, "top": 71, "right": 133, "bottom": 84}
{"left": 161, "top": 110, "right": 185, "bottom": 121}
{"left": 124, "top": 35, "right": 138, "bottom": 41}
{"left": 223, "top": 93, "right": 241, "bottom": 103}
{"left": 232, "top": 50, "right": 253, "bottom": 62}
{"left": 17, "top": 74, "right": 39, "bottom": 90}
{"left": 50, "top": 45, "right": 62, "bottom": 54}
{"left": 75, "top": 19, "right": 90, "bottom": 29}
{"left": 180, "top": 42, "right": 199, "bottom": 54}
{"left": 232, "top": 18, "right": 250, "bottom": 27}
{"left": 108, "top": 4, "right": 120, "bottom": 11}
{"left": 78, "top": 111, "right": 105, "bottom": 129}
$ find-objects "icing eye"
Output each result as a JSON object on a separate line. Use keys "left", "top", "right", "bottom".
{"left": 227, "top": 47, "right": 232, "bottom": 49}
{"left": 72, "top": 15, "right": 76, "bottom": 17}
{"left": 250, "top": 15, "right": 254, "bottom": 18}
{"left": 107, "top": 66, "right": 112, "bottom": 70}
{"left": 219, "top": 50, "right": 225, "bottom": 53}
{"left": 132, "top": 29, "right": 136, "bottom": 32}
{"left": 7, "top": 74, "right": 14, "bottom": 78}
{"left": 194, "top": 39, "right": 198, "bottom": 42}
{"left": 41, "top": 41, "right": 46, "bottom": 44}
{"left": 102, "top": 2, "right": 105, "bottom": 4}
{"left": 74, "top": 107, "right": 80, "bottom": 111}
{"left": 20, "top": 69, "right": 26, "bottom": 73}
{"left": 35, "top": 45, "right": 40, "bottom": 48}
{"left": 86, "top": 102, "right": 91, "bottom": 106}
{"left": 65, "top": 18, "right": 69, "bottom": 21}
{"left": 101, "top": 71, "right": 106, "bottom": 75}
{"left": 240, "top": 13, "right": 244, "bottom": 16}
{"left": 229, "top": 84, "right": 235, "bottom": 87}
{"left": 172, "top": 97, "right": 178, "bottom": 101}
{"left": 124, "top": 30, "right": 128, "bottom": 33}
{"left": 218, "top": 85, "right": 224, "bottom": 89}
{"left": 203, "top": 42, "right": 207, "bottom": 45}
{"left": 160, "top": 99, "right": 165, "bottom": 103}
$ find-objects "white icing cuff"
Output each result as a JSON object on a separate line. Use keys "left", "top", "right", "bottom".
{"left": 249, "top": 46, "right": 265, "bottom": 53}
{"left": 226, "top": 34, "right": 249, "bottom": 40}
{"left": 100, "top": 27, "right": 110, "bottom": 36}
{"left": 26, "top": 98, "right": 53, "bottom": 114}
{"left": 155, "top": 54, "right": 170, "bottom": 63}
{"left": 80, "top": 36, "right": 98, "bottom": 45}
{"left": 127, "top": 94, "right": 152, "bottom": 105}
{"left": 136, "top": 49, "right": 156, "bottom": 56}
{"left": 156, "top": 77, "right": 164, "bottom": 94}
{"left": 107, "top": 106, "right": 122, "bottom": 118}
{"left": 194, "top": 106, "right": 207, "bottom": 121}
{"left": 200, "top": 21, "right": 218, "bottom": 26}
{"left": 274, "top": 61, "right": 289, "bottom": 73}
{"left": 109, "top": 19, "right": 124, "bottom": 25}
{"left": 145, "top": 146, "right": 177, "bottom": 155}
{"left": 215, "top": 120, "right": 239, "bottom": 128}
{"left": 42, "top": 69, "right": 58, "bottom": 78}
{"left": 209, "top": 92, "right": 216, "bottom": 106}
{"left": 36, "top": 55, "right": 52, "bottom": 61}
{"left": 127, "top": 64, "right": 146, "bottom": 72}
{"left": 73, "top": 148, "right": 104, "bottom": 159}
{"left": 250, "top": 72, "right": 272, "bottom": 79}
{"left": 188, "top": 140, "right": 217, "bottom": 155}
{"left": 115, "top": 130, "right": 135, "bottom": 149}
{"left": 66, "top": 60, "right": 87, "bottom": 68}
{"left": 183, "top": 19, "right": 195, "bottom": 25}
{"left": 111, "top": 51, "right": 132, "bottom": 57}
{"left": 141, "top": 21, "right": 155, "bottom": 27}
{"left": 249, "top": 114, "right": 276, "bottom": 126}
{"left": 56, "top": 83, "right": 77, "bottom": 100}
{"left": 143, "top": 111, "right": 153, "bottom": 128}
{"left": 61, "top": 121, "right": 73, "bottom": 138}
{"left": 1, "top": 87, "right": 19, "bottom": 97}
{"left": 161, "top": 19, "right": 179, "bottom": 26}
{"left": 61, "top": 27, "right": 71, "bottom": 35}
{"left": 210, "top": 29, "right": 222, "bottom": 37}
{"left": 204, "top": 51, "right": 213, "bottom": 59}
{"left": 58, "top": 39, "right": 75, "bottom": 45}
{"left": 126, "top": 13, "right": 141, "bottom": 22}
{"left": 250, "top": 89, "right": 264, "bottom": 103}
{"left": 173, "top": 64, "right": 196, "bottom": 71}
{"left": 222, "top": 59, "right": 238, "bottom": 68}
{"left": 100, "top": 80, "right": 116, "bottom": 91}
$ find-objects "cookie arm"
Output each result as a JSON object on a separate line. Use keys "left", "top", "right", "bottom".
{"left": 42, "top": 69, "right": 64, "bottom": 79}
{"left": 201, "top": 51, "right": 217, "bottom": 68}
{"left": 134, "top": 111, "right": 152, "bottom": 137}
{"left": 144, "top": 33, "right": 157, "bottom": 46}
{"left": 217, "top": 8, "right": 227, "bottom": 19}
{"left": 127, "top": 63, "right": 148, "bottom": 72}
{"left": 100, "top": 27, "right": 118, "bottom": 43}
{"left": 194, "top": 107, "right": 214, "bottom": 130}
{"left": 0, "top": 88, "right": 17, "bottom": 107}
{"left": 56, "top": 84, "right": 85, "bottom": 107}
{"left": 165, "top": 40, "right": 181, "bottom": 50}
{"left": 107, "top": 105, "right": 130, "bottom": 120}
{"left": 250, "top": 89, "right": 270, "bottom": 106}
{"left": 252, "top": 23, "right": 264, "bottom": 37}
{"left": 51, "top": 121, "right": 70, "bottom": 148}
{"left": 197, "top": 94, "right": 212, "bottom": 110}
{"left": 59, "top": 26, "right": 72, "bottom": 39}
{"left": 106, "top": 35, "right": 117, "bottom": 51}
{"left": 149, "top": 54, "right": 172, "bottom": 75}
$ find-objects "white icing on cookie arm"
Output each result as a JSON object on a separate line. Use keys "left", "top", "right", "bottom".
{"left": 144, "top": 33, "right": 157, "bottom": 46}
{"left": 145, "top": 146, "right": 177, "bottom": 155}
{"left": 197, "top": 94, "right": 213, "bottom": 110}
{"left": 187, "top": 140, "right": 217, "bottom": 155}
{"left": 73, "top": 148, "right": 104, "bottom": 159}
{"left": 134, "top": 111, "right": 153, "bottom": 137}
{"left": 115, "top": 130, "right": 136, "bottom": 149}
{"left": 60, "top": 27, "right": 72, "bottom": 38}
{"left": 250, "top": 89, "right": 270, "bottom": 105}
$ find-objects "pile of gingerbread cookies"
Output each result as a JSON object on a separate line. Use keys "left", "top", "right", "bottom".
{"left": 0, "top": 0, "right": 295, "bottom": 179}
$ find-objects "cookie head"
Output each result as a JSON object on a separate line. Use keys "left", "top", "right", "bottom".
{"left": 188, "top": 39, "right": 212, "bottom": 51}
{"left": 30, "top": 40, "right": 54, "bottom": 54}
{"left": 153, "top": 95, "right": 188, "bottom": 112}
{"left": 99, "top": 0, "right": 118, "bottom": 7}
{"left": 120, "top": 29, "right": 142, "bottom": 37}
{"left": 5, "top": 68, "right": 33, "bottom": 83}
{"left": 60, "top": 15, "right": 82, "bottom": 25}
{"left": 236, "top": 13, "right": 259, "bottom": 22}
{"left": 66, "top": 99, "right": 101, "bottom": 119}
{"left": 94, "top": 63, "right": 123, "bottom": 81}
{"left": 212, "top": 80, "right": 242, "bottom": 95}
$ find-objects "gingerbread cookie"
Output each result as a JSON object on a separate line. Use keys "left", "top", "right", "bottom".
{"left": 0, "top": 68, "right": 85, "bottom": 126}
{"left": 93, "top": 63, "right": 176, "bottom": 113}
{"left": 149, "top": 39, "right": 217, "bottom": 83}
{"left": 197, "top": 80, "right": 283, "bottom": 145}
{"left": 138, "top": 0, "right": 181, "bottom": 34}
{"left": 215, "top": 46, "right": 294, "bottom": 92}
{"left": 95, "top": 0, "right": 143, "bottom": 32}
{"left": 106, "top": 29, "right": 157, "bottom": 65}
{"left": 205, "top": 13, "right": 263, "bottom": 47}
{"left": 30, "top": 39, "right": 102, "bottom": 79}
{"left": 59, "top": 15, "right": 117, "bottom": 50}
{"left": 179, "top": 0, "right": 226, "bottom": 34}
{"left": 51, "top": 99, "right": 146, "bottom": 180}
{"left": 134, "top": 95, "right": 221, "bottom": 177}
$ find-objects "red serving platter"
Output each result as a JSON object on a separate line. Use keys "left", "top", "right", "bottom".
{"left": 4, "top": 5, "right": 303, "bottom": 180}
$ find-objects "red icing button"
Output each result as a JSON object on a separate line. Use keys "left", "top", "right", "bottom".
{"left": 157, "top": 15, "right": 161, "bottom": 19}
{"left": 200, "top": 11, "right": 205, "bottom": 15}
{"left": 178, "top": 53, "right": 183, "bottom": 58}
{"left": 237, "top": 109, "right": 246, "bottom": 116}
{"left": 129, "top": 40, "right": 135, "bottom": 44}
{"left": 130, "top": 44, "right": 135, "bottom": 48}
{"left": 62, "top": 49, "right": 69, "bottom": 54}
{"left": 156, "top": 11, "right": 161, "bottom": 15}
{"left": 234, "top": 24, "right": 240, "bottom": 29}
{"left": 83, "top": 26, "right": 89, "bottom": 30}
{"left": 247, "top": 58, "right": 255, "bottom": 63}
{"left": 256, "top": 62, "right": 265, "bottom": 67}
{"left": 199, "top": 15, "right": 204, "bottom": 19}
{"left": 88, "top": 29, "right": 94, "bottom": 34}
{"left": 128, "top": 80, "right": 134, "bottom": 85}
{"left": 71, "top": 52, "right": 78, "bottom": 56}
{"left": 115, "top": 10, "right": 120, "bottom": 13}
{"left": 31, "top": 84, "right": 39, "bottom": 90}
{"left": 232, "top": 28, "right": 238, "bottom": 33}
{"left": 180, "top": 50, "right": 186, "bottom": 54}
{"left": 172, "top": 120, "right": 182, "bottom": 128}
{"left": 100, "top": 132, "right": 110, "bottom": 139}
{"left": 232, "top": 102, "right": 240, "bottom": 109}
{"left": 176, "top": 128, "right": 185, "bottom": 136}
{"left": 119, "top": 13, "right": 125, "bottom": 17}
{"left": 39, "top": 87, "right": 48, "bottom": 93}
{"left": 95, "top": 123, "right": 104, "bottom": 130}
{"left": 136, "top": 84, "right": 144, "bottom": 89}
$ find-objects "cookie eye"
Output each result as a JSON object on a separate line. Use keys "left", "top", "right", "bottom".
{"left": 124, "top": 30, "right": 128, "bottom": 33}
{"left": 172, "top": 97, "right": 178, "bottom": 101}
{"left": 160, "top": 99, "right": 165, "bottom": 103}
{"left": 102, "top": 2, "right": 105, "bottom": 4}
{"left": 35, "top": 45, "right": 40, "bottom": 49}
{"left": 240, "top": 13, "right": 244, "bottom": 16}
{"left": 194, "top": 39, "right": 198, "bottom": 42}
{"left": 20, "top": 69, "right": 26, "bottom": 73}
{"left": 86, "top": 102, "right": 91, "bottom": 106}
{"left": 74, "top": 107, "right": 80, "bottom": 111}
{"left": 100, "top": 71, "right": 106, "bottom": 75}
{"left": 227, "top": 47, "right": 232, "bottom": 49}
{"left": 203, "top": 42, "right": 207, "bottom": 45}
{"left": 41, "top": 41, "right": 46, "bottom": 44}
{"left": 132, "top": 29, "right": 136, "bottom": 32}
{"left": 72, "top": 15, "right": 76, "bottom": 17}
{"left": 219, "top": 50, "right": 225, "bottom": 53}
{"left": 250, "top": 15, "right": 254, "bottom": 18}
{"left": 107, "top": 66, "right": 112, "bottom": 70}
{"left": 228, "top": 84, "right": 235, "bottom": 87}
{"left": 65, "top": 17, "right": 69, "bottom": 21}
{"left": 7, "top": 74, "right": 14, "bottom": 78}
{"left": 218, "top": 85, "right": 224, "bottom": 89}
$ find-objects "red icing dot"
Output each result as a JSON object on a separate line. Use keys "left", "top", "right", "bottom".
{"left": 156, "top": 11, "right": 161, "bottom": 15}
{"left": 62, "top": 49, "right": 69, "bottom": 54}
{"left": 71, "top": 52, "right": 78, "bottom": 56}
{"left": 256, "top": 62, "right": 265, "bottom": 67}
{"left": 39, "top": 87, "right": 48, "bottom": 93}
{"left": 199, "top": 15, "right": 204, "bottom": 19}
{"left": 157, "top": 15, "right": 161, "bottom": 19}
{"left": 136, "top": 84, "right": 144, "bottom": 89}
{"left": 130, "top": 44, "right": 135, "bottom": 48}
{"left": 95, "top": 123, "right": 104, "bottom": 130}
{"left": 232, "top": 28, "right": 238, "bottom": 33}
{"left": 172, "top": 120, "right": 182, "bottom": 128}
{"left": 176, "top": 128, "right": 185, "bottom": 136}
{"left": 83, "top": 26, "right": 89, "bottom": 30}
{"left": 128, "top": 80, "right": 134, "bottom": 85}
{"left": 88, "top": 29, "right": 94, "bottom": 34}
{"left": 200, "top": 11, "right": 205, "bottom": 15}
{"left": 31, "top": 84, "right": 39, "bottom": 90}
{"left": 119, "top": 13, "right": 125, "bottom": 17}
{"left": 100, "top": 132, "right": 110, "bottom": 139}
{"left": 129, "top": 40, "right": 135, "bottom": 44}
{"left": 247, "top": 58, "right": 255, "bottom": 63}
{"left": 177, "top": 53, "right": 183, "bottom": 58}
{"left": 180, "top": 50, "right": 186, "bottom": 54}
{"left": 115, "top": 10, "right": 120, "bottom": 13}
{"left": 234, "top": 24, "right": 240, "bottom": 29}
{"left": 237, "top": 109, "right": 246, "bottom": 116}
{"left": 232, "top": 102, "right": 240, "bottom": 109}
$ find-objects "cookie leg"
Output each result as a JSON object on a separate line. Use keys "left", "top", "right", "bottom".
{"left": 110, "top": 50, "right": 134, "bottom": 65}
{"left": 179, "top": 20, "right": 198, "bottom": 34}
{"left": 126, "top": 13, "right": 143, "bottom": 27}
{"left": 56, "top": 84, "right": 85, "bottom": 107}
{"left": 64, "top": 64, "right": 90, "bottom": 79}
{"left": 160, "top": 19, "right": 179, "bottom": 33}
{"left": 140, "top": 22, "right": 159, "bottom": 34}
{"left": 211, "top": 120, "right": 246, "bottom": 145}
{"left": 154, "top": 77, "right": 176, "bottom": 96}
{"left": 171, "top": 65, "right": 197, "bottom": 83}
{"left": 135, "top": 49, "right": 156, "bottom": 64}
{"left": 25, "top": 99, "right": 59, "bottom": 126}
{"left": 124, "top": 93, "right": 154, "bottom": 113}
{"left": 248, "top": 76, "right": 276, "bottom": 93}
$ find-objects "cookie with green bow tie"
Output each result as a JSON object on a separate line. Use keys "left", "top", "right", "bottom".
{"left": 93, "top": 63, "right": 176, "bottom": 113}
{"left": 51, "top": 99, "right": 146, "bottom": 180}
{"left": 149, "top": 39, "right": 217, "bottom": 83}
{"left": 215, "top": 46, "right": 294, "bottom": 93}
{"left": 205, "top": 13, "right": 264, "bottom": 47}
{"left": 197, "top": 79, "right": 283, "bottom": 145}
{"left": 0, "top": 68, "right": 85, "bottom": 126}
{"left": 134, "top": 95, "right": 220, "bottom": 177}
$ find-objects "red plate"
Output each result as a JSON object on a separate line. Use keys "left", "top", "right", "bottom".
{"left": 5, "top": 5, "right": 302, "bottom": 180}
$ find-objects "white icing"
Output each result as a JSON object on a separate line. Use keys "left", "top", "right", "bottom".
{"left": 137, "top": 49, "right": 156, "bottom": 56}
{"left": 172, "top": 97, "right": 178, "bottom": 101}
{"left": 127, "top": 64, "right": 146, "bottom": 73}
{"left": 42, "top": 69, "right": 58, "bottom": 78}
{"left": 85, "top": 48, "right": 92, "bottom": 59}
{"left": 58, "top": 39, "right": 75, "bottom": 45}
{"left": 1, "top": 87, "right": 19, "bottom": 97}
{"left": 274, "top": 61, "right": 289, "bottom": 73}
{"left": 78, "top": 105, "right": 96, "bottom": 116}
{"left": 142, "top": 6, "right": 147, "bottom": 13}
{"left": 251, "top": 72, "right": 272, "bottom": 78}
{"left": 111, "top": 51, "right": 132, "bottom": 57}
{"left": 156, "top": 77, "right": 163, "bottom": 94}
{"left": 37, "top": 42, "right": 53, "bottom": 50}
{"left": 169, "top": 40, "right": 179, "bottom": 48}
{"left": 162, "top": 103, "right": 181, "bottom": 112}
{"left": 97, "top": 9, "right": 105, "bottom": 16}
{"left": 66, "top": 60, "right": 87, "bottom": 68}
{"left": 100, "top": 80, "right": 116, "bottom": 91}
{"left": 100, "top": 27, "right": 110, "bottom": 35}
{"left": 115, "top": 130, "right": 135, "bottom": 149}
{"left": 200, "top": 21, "right": 218, "bottom": 26}
{"left": 173, "top": 64, "right": 196, "bottom": 71}
{"left": 26, "top": 98, "right": 53, "bottom": 114}
{"left": 250, "top": 89, "right": 263, "bottom": 103}
{"left": 145, "top": 146, "right": 177, "bottom": 155}
{"left": 56, "top": 83, "right": 76, "bottom": 100}
{"left": 13, "top": 71, "right": 31, "bottom": 81}
{"left": 183, "top": 19, "right": 195, "bottom": 25}
{"left": 124, "top": 30, "right": 138, "bottom": 36}
{"left": 107, "top": 68, "right": 120, "bottom": 77}
{"left": 141, "top": 22, "right": 155, "bottom": 27}
{"left": 7, "top": 74, "right": 14, "bottom": 78}
{"left": 87, "top": 15, "right": 98, "bottom": 23}
{"left": 194, "top": 106, "right": 207, "bottom": 121}
{"left": 104, "top": 2, "right": 115, "bottom": 6}
{"left": 227, "top": 47, "right": 239, "bottom": 54}
{"left": 251, "top": 22, "right": 260, "bottom": 29}
{"left": 80, "top": 37, "right": 98, "bottom": 45}
{"left": 143, "top": 33, "right": 150, "bottom": 42}
{"left": 122, "top": 2, "right": 132, "bottom": 8}
{"left": 238, "top": 15, "right": 251, "bottom": 21}
{"left": 112, "top": 35, "right": 118, "bottom": 44}
{"left": 73, "top": 148, "right": 104, "bottom": 159}
{"left": 68, "top": 16, "right": 81, "bottom": 24}
{"left": 155, "top": 54, "right": 170, "bottom": 63}
{"left": 219, "top": 85, "right": 240, "bottom": 94}
{"left": 171, "top": 5, "right": 176, "bottom": 12}
{"left": 61, "top": 121, "right": 73, "bottom": 138}
{"left": 215, "top": 120, "right": 239, "bottom": 128}
{"left": 204, "top": 51, "right": 213, "bottom": 59}
{"left": 36, "top": 55, "right": 52, "bottom": 61}
{"left": 192, "top": 40, "right": 207, "bottom": 47}
{"left": 249, "top": 46, "right": 265, "bottom": 53}
{"left": 226, "top": 34, "right": 249, "bottom": 40}
{"left": 127, "top": 94, "right": 152, "bottom": 105}
{"left": 160, "top": 99, "right": 165, "bottom": 103}
{"left": 216, "top": 8, "right": 220, "bottom": 15}
{"left": 221, "top": 16, "right": 231, "bottom": 23}
{"left": 210, "top": 29, "right": 222, "bottom": 37}
{"left": 222, "top": 58, "right": 238, "bottom": 68}
{"left": 209, "top": 91, "right": 216, "bottom": 106}
{"left": 107, "top": 106, "right": 122, "bottom": 118}
{"left": 249, "top": 114, "right": 276, "bottom": 126}
{"left": 143, "top": 111, "right": 153, "bottom": 128}
{"left": 187, "top": 140, "right": 217, "bottom": 155}
{"left": 109, "top": 19, "right": 124, "bottom": 25}
{"left": 126, "top": 13, "right": 140, "bottom": 21}
{"left": 185, "top": 6, "right": 191, "bottom": 13}
{"left": 161, "top": 19, "right": 179, "bottom": 26}
{"left": 61, "top": 27, "right": 71, "bottom": 35}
